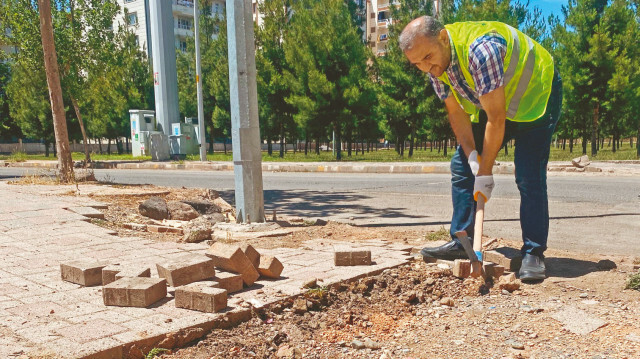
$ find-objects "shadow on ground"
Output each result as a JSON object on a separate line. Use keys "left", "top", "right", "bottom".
{"left": 546, "top": 257, "right": 603, "bottom": 279}
{"left": 221, "top": 189, "right": 425, "bottom": 221}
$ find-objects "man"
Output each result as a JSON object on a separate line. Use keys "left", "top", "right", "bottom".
{"left": 399, "top": 16, "right": 562, "bottom": 281}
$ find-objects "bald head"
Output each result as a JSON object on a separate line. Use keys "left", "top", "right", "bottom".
{"left": 399, "top": 16, "right": 444, "bottom": 52}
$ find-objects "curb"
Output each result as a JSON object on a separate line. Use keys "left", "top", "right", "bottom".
{"left": 1, "top": 160, "right": 521, "bottom": 175}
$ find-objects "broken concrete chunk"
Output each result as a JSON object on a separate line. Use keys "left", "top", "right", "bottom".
{"left": 103, "top": 277, "right": 167, "bottom": 307}
{"left": 212, "top": 271, "right": 244, "bottom": 294}
{"left": 452, "top": 259, "right": 471, "bottom": 279}
{"left": 181, "top": 199, "right": 220, "bottom": 215}
{"left": 156, "top": 254, "right": 215, "bottom": 287}
{"left": 571, "top": 154, "right": 591, "bottom": 168}
{"left": 551, "top": 306, "right": 607, "bottom": 335}
{"left": 483, "top": 247, "right": 522, "bottom": 271}
{"left": 498, "top": 272, "right": 521, "bottom": 293}
{"left": 175, "top": 283, "right": 227, "bottom": 313}
{"left": 167, "top": 201, "right": 200, "bottom": 221}
{"left": 334, "top": 247, "right": 371, "bottom": 266}
{"left": 182, "top": 216, "right": 213, "bottom": 243}
{"left": 258, "top": 256, "right": 284, "bottom": 279}
{"left": 139, "top": 197, "right": 169, "bottom": 220}
{"left": 206, "top": 243, "right": 260, "bottom": 286}
{"left": 61, "top": 260, "right": 108, "bottom": 286}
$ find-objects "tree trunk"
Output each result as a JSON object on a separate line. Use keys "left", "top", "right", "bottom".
{"left": 208, "top": 124, "right": 214, "bottom": 153}
{"left": 315, "top": 136, "right": 320, "bottom": 155}
{"left": 279, "top": 124, "right": 284, "bottom": 158}
{"left": 569, "top": 130, "right": 574, "bottom": 153}
{"left": 304, "top": 133, "right": 308, "bottom": 156}
{"left": 38, "top": 0, "right": 73, "bottom": 182}
{"left": 107, "top": 138, "right": 111, "bottom": 155}
{"left": 335, "top": 125, "right": 342, "bottom": 161}
{"left": 70, "top": 96, "right": 90, "bottom": 164}
{"left": 98, "top": 138, "right": 103, "bottom": 154}
{"left": 267, "top": 136, "right": 272, "bottom": 156}
{"left": 443, "top": 139, "right": 448, "bottom": 156}
{"left": 503, "top": 143, "right": 508, "bottom": 156}
{"left": 45, "top": 140, "right": 50, "bottom": 157}
{"left": 223, "top": 138, "right": 227, "bottom": 154}
{"left": 126, "top": 137, "right": 130, "bottom": 153}
{"left": 591, "top": 104, "right": 599, "bottom": 156}
{"left": 408, "top": 128, "right": 415, "bottom": 158}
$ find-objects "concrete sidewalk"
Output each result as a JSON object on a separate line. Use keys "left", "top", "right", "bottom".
{"left": 3, "top": 159, "right": 640, "bottom": 175}
{"left": 0, "top": 182, "right": 412, "bottom": 358}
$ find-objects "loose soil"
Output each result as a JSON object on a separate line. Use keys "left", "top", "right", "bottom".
{"left": 58, "top": 184, "right": 640, "bottom": 358}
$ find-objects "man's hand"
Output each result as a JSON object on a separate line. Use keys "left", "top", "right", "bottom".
{"left": 474, "top": 175, "right": 494, "bottom": 202}
{"left": 468, "top": 150, "right": 480, "bottom": 176}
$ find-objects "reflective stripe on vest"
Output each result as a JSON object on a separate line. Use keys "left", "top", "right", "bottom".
{"left": 505, "top": 25, "right": 536, "bottom": 118}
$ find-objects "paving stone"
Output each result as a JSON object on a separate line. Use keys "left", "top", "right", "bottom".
{"left": 212, "top": 271, "right": 244, "bottom": 293}
{"left": 258, "top": 255, "right": 284, "bottom": 279}
{"left": 551, "top": 305, "right": 607, "bottom": 335}
{"left": 206, "top": 243, "right": 260, "bottom": 286}
{"left": 334, "top": 247, "right": 372, "bottom": 266}
{"left": 103, "top": 277, "right": 167, "bottom": 307}
{"left": 147, "top": 224, "right": 183, "bottom": 234}
{"left": 110, "top": 265, "right": 151, "bottom": 284}
{"left": 60, "top": 260, "right": 109, "bottom": 286}
{"left": 240, "top": 244, "right": 261, "bottom": 269}
{"left": 483, "top": 247, "right": 522, "bottom": 271}
{"left": 483, "top": 263, "right": 505, "bottom": 278}
{"left": 156, "top": 254, "right": 215, "bottom": 287}
{"left": 102, "top": 265, "right": 123, "bottom": 285}
{"left": 175, "top": 283, "right": 227, "bottom": 313}
{"left": 66, "top": 206, "right": 105, "bottom": 220}
{"left": 123, "top": 222, "right": 147, "bottom": 231}
{"left": 453, "top": 259, "right": 471, "bottom": 278}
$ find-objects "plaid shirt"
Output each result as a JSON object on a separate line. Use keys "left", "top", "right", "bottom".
{"left": 429, "top": 32, "right": 507, "bottom": 108}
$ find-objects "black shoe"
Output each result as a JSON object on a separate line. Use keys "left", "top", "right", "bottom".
{"left": 420, "top": 240, "right": 467, "bottom": 261}
{"left": 519, "top": 253, "right": 546, "bottom": 281}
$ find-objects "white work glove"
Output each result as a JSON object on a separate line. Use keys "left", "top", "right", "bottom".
{"left": 468, "top": 150, "right": 480, "bottom": 176}
{"left": 474, "top": 175, "right": 494, "bottom": 202}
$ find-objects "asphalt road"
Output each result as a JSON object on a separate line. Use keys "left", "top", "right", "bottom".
{"left": 1, "top": 167, "right": 639, "bottom": 256}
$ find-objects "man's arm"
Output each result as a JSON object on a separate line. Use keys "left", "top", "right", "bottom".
{"left": 477, "top": 86, "right": 506, "bottom": 175}
{"left": 444, "top": 96, "right": 475, "bottom": 158}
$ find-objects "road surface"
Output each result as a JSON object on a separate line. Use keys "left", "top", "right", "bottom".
{"left": 1, "top": 167, "right": 638, "bottom": 256}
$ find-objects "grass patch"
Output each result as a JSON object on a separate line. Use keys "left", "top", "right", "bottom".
{"left": 145, "top": 348, "right": 168, "bottom": 359}
{"left": 625, "top": 272, "right": 640, "bottom": 291}
{"left": 425, "top": 226, "right": 450, "bottom": 242}
{"left": 6, "top": 150, "right": 29, "bottom": 163}
{"left": 0, "top": 144, "right": 637, "bottom": 163}
{"left": 8, "top": 170, "right": 60, "bottom": 185}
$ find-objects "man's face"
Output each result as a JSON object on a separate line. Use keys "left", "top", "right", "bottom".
{"left": 404, "top": 30, "right": 450, "bottom": 77}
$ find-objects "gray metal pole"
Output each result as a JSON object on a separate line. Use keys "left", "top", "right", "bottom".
{"left": 148, "top": 0, "right": 179, "bottom": 135}
{"left": 194, "top": 0, "right": 206, "bottom": 161}
{"left": 226, "top": 0, "right": 265, "bottom": 223}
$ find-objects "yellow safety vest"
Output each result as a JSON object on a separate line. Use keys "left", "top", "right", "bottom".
{"left": 437, "top": 21, "right": 554, "bottom": 122}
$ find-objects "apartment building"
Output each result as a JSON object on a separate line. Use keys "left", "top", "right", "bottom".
{"left": 366, "top": 0, "right": 440, "bottom": 56}
{"left": 365, "top": 0, "right": 399, "bottom": 56}
{"left": 115, "top": 0, "right": 225, "bottom": 60}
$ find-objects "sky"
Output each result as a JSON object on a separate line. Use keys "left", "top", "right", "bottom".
{"left": 527, "top": 0, "right": 569, "bottom": 19}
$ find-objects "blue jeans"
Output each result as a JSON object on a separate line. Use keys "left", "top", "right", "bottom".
{"left": 449, "top": 69, "right": 563, "bottom": 257}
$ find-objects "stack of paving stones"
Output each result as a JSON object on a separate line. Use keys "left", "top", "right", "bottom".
{"left": 59, "top": 244, "right": 286, "bottom": 314}
{"left": 449, "top": 247, "right": 520, "bottom": 280}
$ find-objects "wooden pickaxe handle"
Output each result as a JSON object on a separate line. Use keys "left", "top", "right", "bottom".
{"left": 470, "top": 196, "right": 485, "bottom": 277}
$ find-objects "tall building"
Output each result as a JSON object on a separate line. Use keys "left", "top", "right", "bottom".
{"left": 115, "top": 0, "right": 225, "bottom": 60}
{"left": 365, "top": 0, "right": 400, "bottom": 56}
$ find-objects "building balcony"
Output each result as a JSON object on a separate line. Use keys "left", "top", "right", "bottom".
{"left": 173, "top": 0, "right": 194, "bottom": 16}
{"left": 174, "top": 27, "right": 193, "bottom": 38}
{"left": 377, "top": 18, "right": 391, "bottom": 27}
